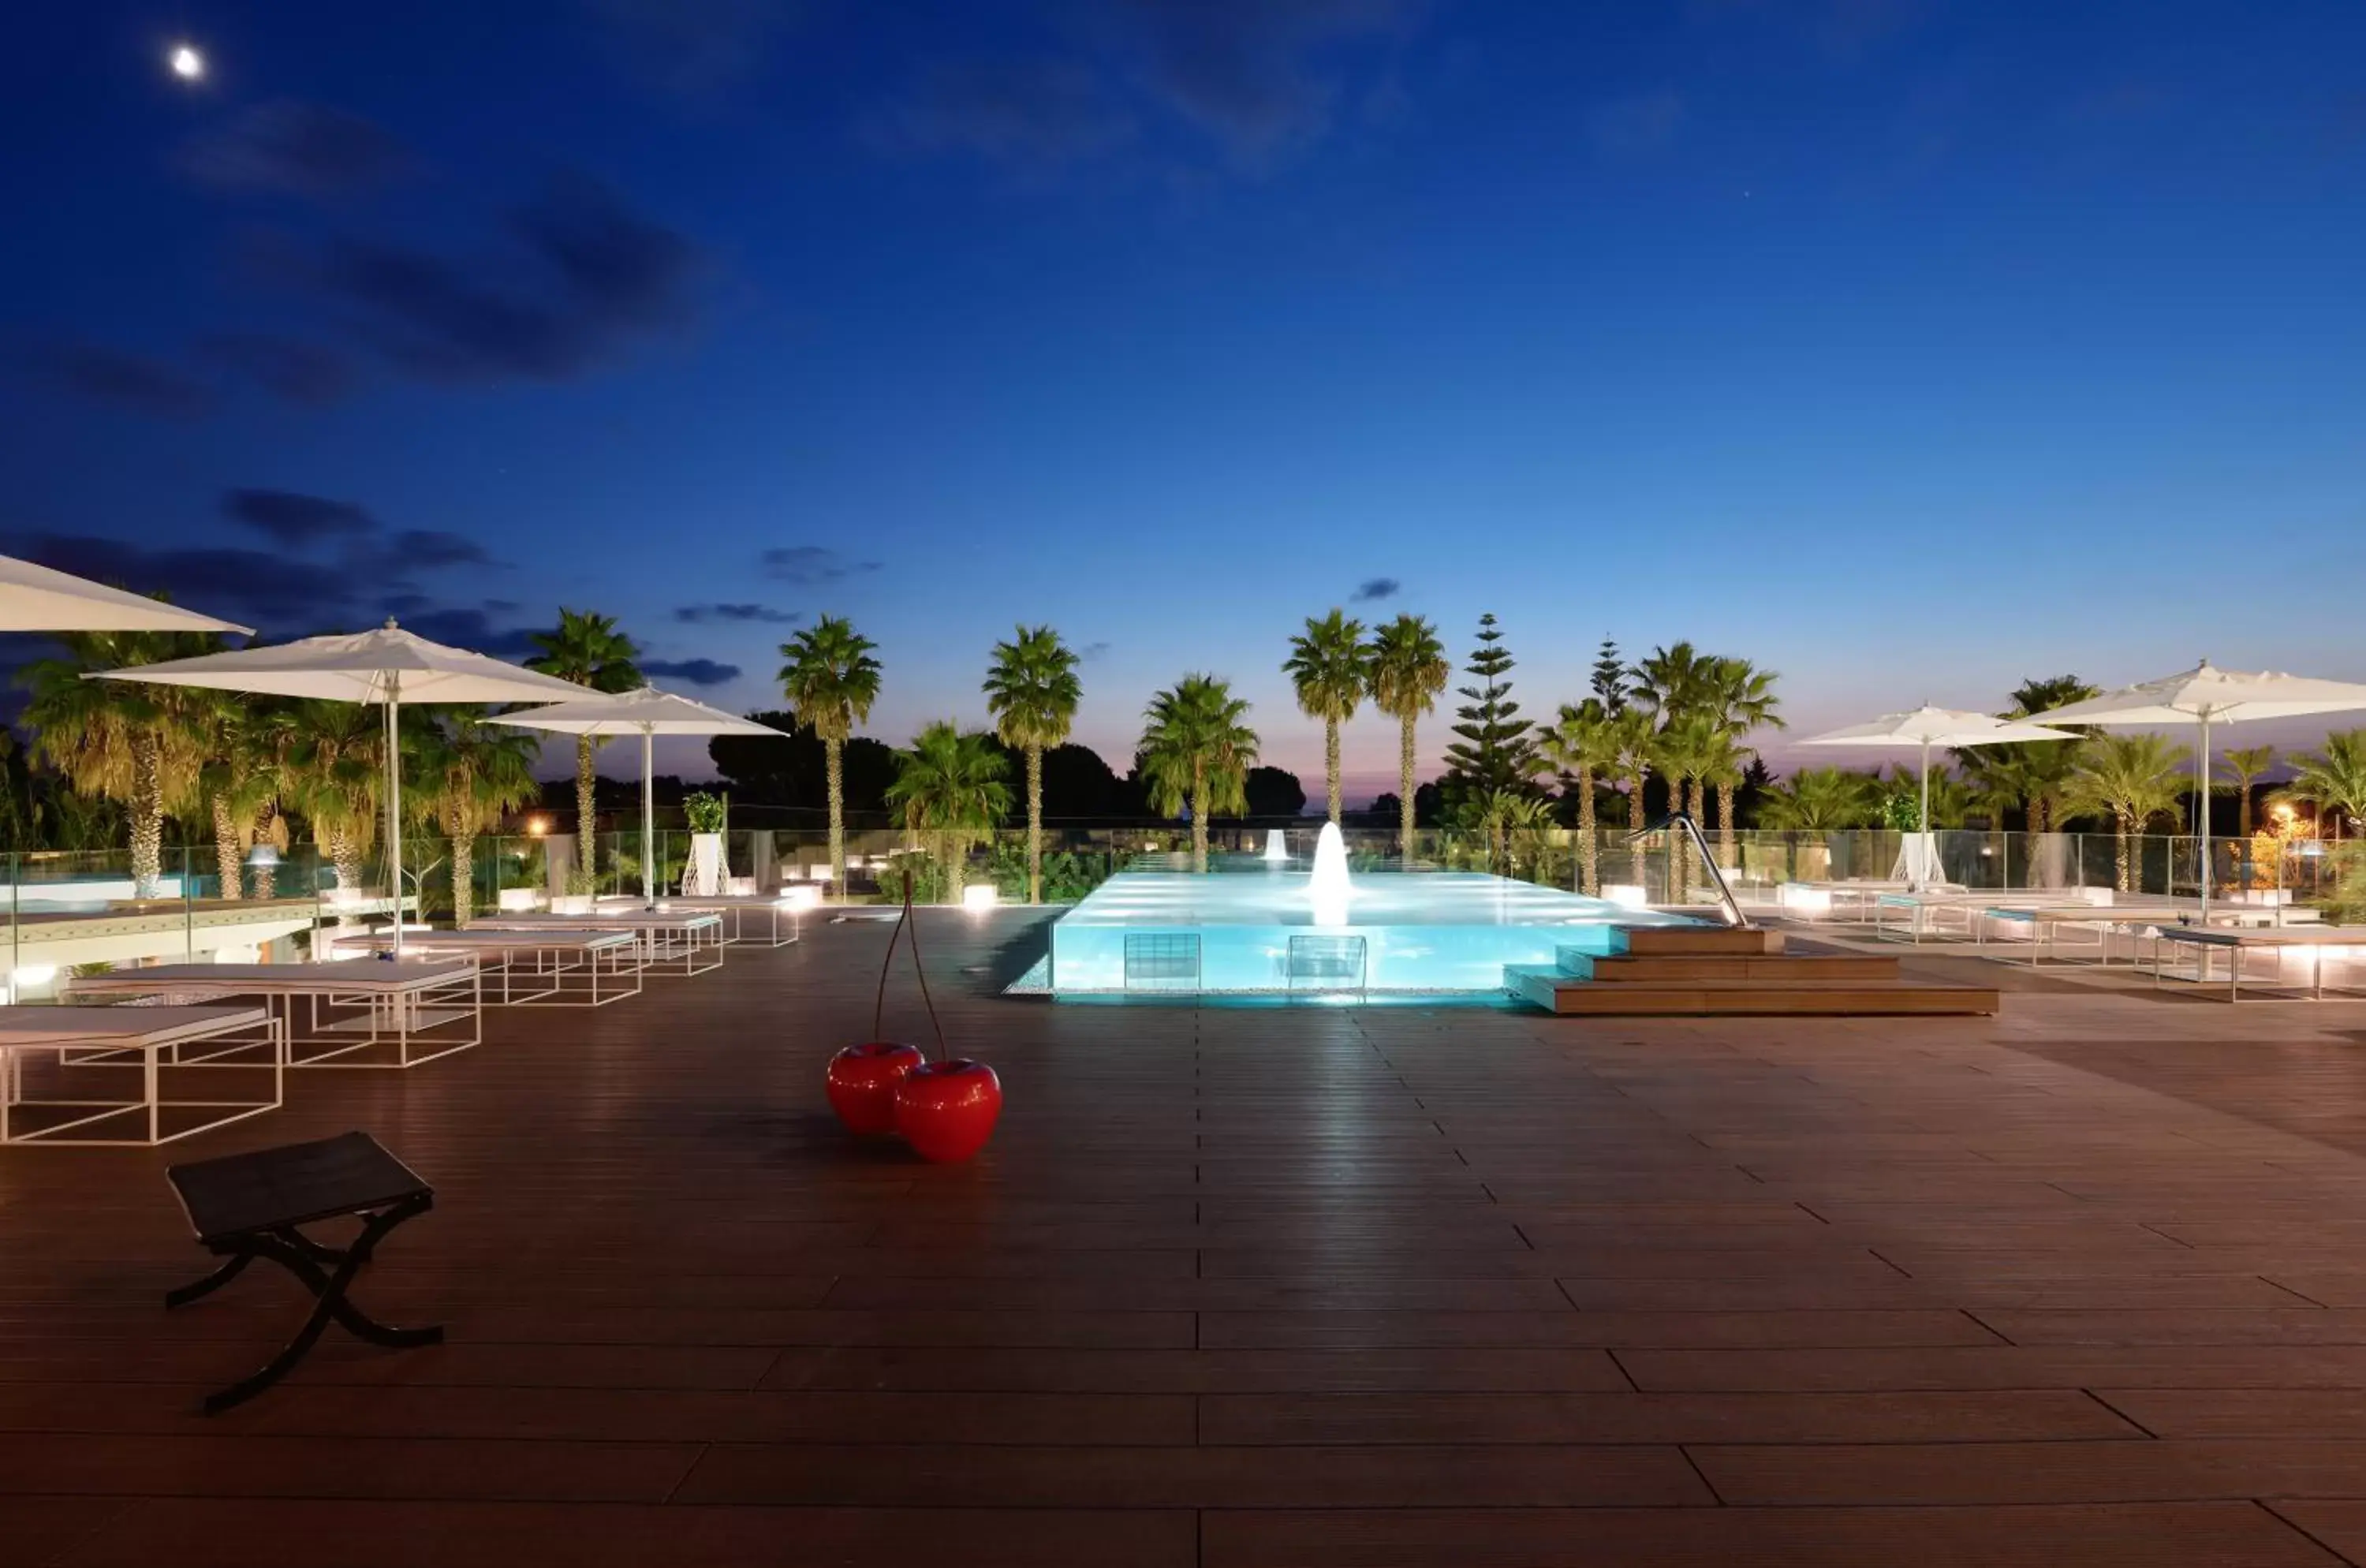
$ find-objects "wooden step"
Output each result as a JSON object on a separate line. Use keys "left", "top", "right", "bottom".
{"left": 1509, "top": 969, "right": 1999, "bottom": 1017}
{"left": 1565, "top": 951, "right": 1901, "bottom": 983}
{"left": 1615, "top": 924, "right": 1785, "bottom": 958}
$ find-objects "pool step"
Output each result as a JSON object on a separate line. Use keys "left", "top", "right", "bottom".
{"left": 1614, "top": 926, "right": 1786, "bottom": 958}
{"left": 1517, "top": 924, "right": 1995, "bottom": 1015}
{"left": 1510, "top": 967, "right": 2001, "bottom": 1017}
{"left": 1562, "top": 950, "right": 1901, "bottom": 983}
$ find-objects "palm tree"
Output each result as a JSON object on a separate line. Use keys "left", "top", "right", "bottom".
{"left": 1630, "top": 641, "right": 1717, "bottom": 727}
{"left": 1653, "top": 710, "right": 1725, "bottom": 826}
{"left": 1609, "top": 707, "right": 1657, "bottom": 887}
{"left": 2006, "top": 675, "right": 2099, "bottom": 838}
{"left": 1651, "top": 712, "right": 1730, "bottom": 899}
{"left": 22, "top": 629, "right": 218, "bottom": 897}
{"left": 2223, "top": 745, "right": 2277, "bottom": 840}
{"left": 2284, "top": 731, "right": 2366, "bottom": 841}
{"left": 1541, "top": 699, "right": 1623, "bottom": 894}
{"left": 2066, "top": 734, "right": 2192, "bottom": 892}
{"left": 1283, "top": 610, "right": 1368, "bottom": 827}
{"left": 1703, "top": 656, "right": 1782, "bottom": 867}
{"left": 528, "top": 610, "right": 641, "bottom": 893}
{"left": 1758, "top": 766, "right": 1881, "bottom": 831}
{"left": 197, "top": 697, "right": 296, "bottom": 901}
{"left": 286, "top": 700, "right": 384, "bottom": 906}
{"left": 409, "top": 712, "right": 540, "bottom": 923}
{"left": 1484, "top": 790, "right": 1557, "bottom": 883}
{"left": 982, "top": 625, "right": 1081, "bottom": 905}
{"left": 1140, "top": 675, "right": 1258, "bottom": 873}
{"left": 778, "top": 615, "right": 883, "bottom": 894}
{"left": 885, "top": 722, "right": 1012, "bottom": 901}
{"left": 1366, "top": 614, "right": 1450, "bottom": 863}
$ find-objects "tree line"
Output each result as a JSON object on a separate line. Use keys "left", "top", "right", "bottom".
{"left": 23, "top": 605, "right": 2364, "bottom": 913}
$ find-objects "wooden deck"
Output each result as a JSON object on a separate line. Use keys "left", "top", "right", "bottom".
{"left": 10, "top": 909, "right": 2366, "bottom": 1564}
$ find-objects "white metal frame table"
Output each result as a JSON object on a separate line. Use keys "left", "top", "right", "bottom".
{"left": 61, "top": 961, "right": 483, "bottom": 1069}
{"left": 0, "top": 1005, "right": 285, "bottom": 1146}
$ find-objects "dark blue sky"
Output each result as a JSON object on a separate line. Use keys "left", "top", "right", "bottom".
{"left": 6, "top": 2, "right": 2363, "bottom": 797}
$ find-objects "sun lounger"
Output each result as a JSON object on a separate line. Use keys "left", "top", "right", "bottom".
{"left": 319, "top": 927, "right": 642, "bottom": 1006}
{"left": 61, "top": 960, "right": 481, "bottom": 1068}
{"left": 467, "top": 909, "right": 726, "bottom": 975}
{"left": 0, "top": 1005, "right": 282, "bottom": 1145}
{"left": 2148, "top": 924, "right": 2366, "bottom": 1000}
{"left": 593, "top": 894, "right": 803, "bottom": 947}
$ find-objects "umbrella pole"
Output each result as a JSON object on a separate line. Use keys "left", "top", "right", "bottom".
{"left": 1918, "top": 737, "right": 1932, "bottom": 890}
{"left": 2196, "top": 711, "right": 2211, "bottom": 920}
{"left": 642, "top": 726, "right": 656, "bottom": 909}
{"left": 384, "top": 675, "right": 404, "bottom": 958}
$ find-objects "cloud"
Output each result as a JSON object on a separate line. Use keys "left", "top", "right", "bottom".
{"left": 21, "top": 342, "right": 213, "bottom": 420}
{"left": 390, "top": 529, "right": 497, "bottom": 569}
{"left": 397, "top": 605, "right": 545, "bottom": 657}
{"left": 180, "top": 102, "right": 413, "bottom": 198}
{"left": 308, "top": 174, "right": 703, "bottom": 386}
{"left": 200, "top": 334, "right": 356, "bottom": 405}
{"left": 0, "top": 531, "right": 363, "bottom": 626}
{"left": 641, "top": 656, "right": 741, "bottom": 686}
{"left": 759, "top": 546, "right": 879, "bottom": 584}
{"left": 674, "top": 602, "right": 800, "bottom": 624}
{"left": 221, "top": 488, "right": 379, "bottom": 547}
{"left": 0, "top": 522, "right": 535, "bottom": 654}
{"left": 586, "top": 0, "right": 800, "bottom": 95}
{"left": 218, "top": 491, "right": 499, "bottom": 577}
{"left": 1104, "top": 0, "right": 1413, "bottom": 159}
{"left": 879, "top": 58, "right": 1136, "bottom": 167}
{"left": 1349, "top": 577, "right": 1401, "bottom": 603}
{"left": 1589, "top": 91, "right": 1685, "bottom": 158}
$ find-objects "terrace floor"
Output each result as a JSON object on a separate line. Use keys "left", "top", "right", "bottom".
{"left": 10, "top": 910, "right": 2366, "bottom": 1564}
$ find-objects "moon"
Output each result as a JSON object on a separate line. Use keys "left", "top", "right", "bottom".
{"left": 169, "top": 43, "right": 205, "bottom": 80}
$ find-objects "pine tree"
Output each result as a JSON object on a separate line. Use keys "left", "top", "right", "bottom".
{"left": 1442, "top": 614, "right": 1537, "bottom": 802}
{"left": 1590, "top": 638, "right": 1629, "bottom": 714}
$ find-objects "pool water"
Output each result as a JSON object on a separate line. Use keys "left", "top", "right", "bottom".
{"left": 1028, "top": 865, "right": 1696, "bottom": 996}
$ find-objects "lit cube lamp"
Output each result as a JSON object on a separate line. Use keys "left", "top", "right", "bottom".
{"left": 1602, "top": 883, "right": 1648, "bottom": 910}
{"left": 962, "top": 884, "right": 999, "bottom": 914}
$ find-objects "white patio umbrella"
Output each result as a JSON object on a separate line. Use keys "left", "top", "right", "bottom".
{"left": 2032, "top": 661, "right": 2366, "bottom": 917}
{"left": 1799, "top": 705, "right": 2078, "bottom": 887}
{"left": 89, "top": 621, "right": 587, "bottom": 954}
{"left": 0, "top": 553, "right": 252, "bottom": 633}
{"left": 491, "top": 686, "right": 787, "bottom": 907}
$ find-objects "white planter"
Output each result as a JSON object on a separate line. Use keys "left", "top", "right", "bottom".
{"left": 686, "top": 834, "right": 726, "bottom": 896}
{"left": 550, "top": 894, "right": 595, "bottom": 915}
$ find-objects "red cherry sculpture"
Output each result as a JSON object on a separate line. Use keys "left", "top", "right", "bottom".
{"left": 894, "top": 1058, "right": 1003, "bottom": 1163}
{"left": 827, "top": 1041, "right": 926, "bottom": 1136}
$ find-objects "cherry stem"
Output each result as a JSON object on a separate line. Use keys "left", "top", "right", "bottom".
{"left": 902, "top": 870, "right": 948, "bottom": 1062}
{"left": 870, "top": 869, "right": 908, "bottom": 1039}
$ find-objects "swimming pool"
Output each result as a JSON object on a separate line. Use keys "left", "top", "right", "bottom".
{"left": 1025, "top": 864, "right": 1696, "bottom": 996}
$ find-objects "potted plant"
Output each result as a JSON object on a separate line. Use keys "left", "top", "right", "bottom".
{"left": 682, "top": 791, "right": 727, "bottom": 896}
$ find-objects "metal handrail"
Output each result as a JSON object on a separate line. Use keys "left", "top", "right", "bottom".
{"left": 1623, "top": 812, "right": 1749, "bottom": 928}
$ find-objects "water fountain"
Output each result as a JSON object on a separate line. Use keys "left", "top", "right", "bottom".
{"left": 1263, "top": 828, "right": 1290, "bottom": 864}
{"left": 1308, "top": 820, "right": 1351, "bottom": 926}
